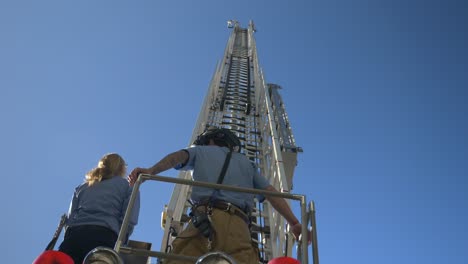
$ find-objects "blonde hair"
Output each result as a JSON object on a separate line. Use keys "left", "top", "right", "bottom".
{"left": 85, "top": 153, "right": 127, "bottom": 186}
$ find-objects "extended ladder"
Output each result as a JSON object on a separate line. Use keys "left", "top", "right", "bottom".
{"left": 160, "top": 20, "right": 305, "bottom": 262}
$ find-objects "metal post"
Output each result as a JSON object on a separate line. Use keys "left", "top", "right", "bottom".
{"left": 300, "top": 196, "right": 309, "bottom": 264}
{"left": 114, "top": 174, "right": 143, "bottom": 253}
{"left": 310, "top": 201, "right": 319, "bottom": 264}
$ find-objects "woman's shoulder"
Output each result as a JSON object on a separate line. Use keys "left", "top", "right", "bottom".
{"left": 109, "top": 176, "right": 129, "bottom": 183}
{"left": 107, "top": 177, "right": 134, "bottom": 197}
{"left": 74, "top": 182, "right": 89, "bottom": 194}
{"left": 105, "top": 176, "right": 131, "bottom": 189}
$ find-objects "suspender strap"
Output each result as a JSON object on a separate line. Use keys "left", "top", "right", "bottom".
{"left": 190, "top": 149, "right": 233, "bottom": 205}
{"left": 217, "top": 150, "right": 233, "bottom": 185}
{"left": 206, "top": 150, "right": 233, "bottom": 204}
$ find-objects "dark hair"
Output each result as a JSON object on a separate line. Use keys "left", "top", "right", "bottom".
{"left": 193, "top": 127, "right": 241, "bottom": 151}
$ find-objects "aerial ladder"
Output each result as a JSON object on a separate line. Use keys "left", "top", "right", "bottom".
{"left": 157, "top": 20, "right": 310, "bottom": 263}
{"left": 87, "top": 20, "right": 319, "bottom": 264}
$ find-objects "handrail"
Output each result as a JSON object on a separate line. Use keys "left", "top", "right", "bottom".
{"left": 115, "top": 173, "right": 313, "bottom": 263}
{"left": 310, "top": 201, "right": 320, "bottom": 264}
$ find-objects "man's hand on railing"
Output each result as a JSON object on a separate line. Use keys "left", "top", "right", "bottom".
{"left": 128, "top": 167, "right": 152, "bottom": 186}
{"left": 290, "top": 222, "right": 312, "bottom": 245}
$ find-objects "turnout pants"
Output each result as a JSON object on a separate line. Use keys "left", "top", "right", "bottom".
{"left": 165, "top": 208, "right": 258, "bottom": 264}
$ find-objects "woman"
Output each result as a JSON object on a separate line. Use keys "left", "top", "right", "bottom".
{"left": 58, "top": 153, "right": 140, "bottom": 264}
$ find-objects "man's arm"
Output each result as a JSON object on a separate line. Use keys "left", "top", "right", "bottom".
{"left": 264, "top": 185, "right": 299, "bottom": 225}
{"left": 147, "top": 150, "right": 189, "bottom": 175}
{"left": 264, "top": 185, "right": 311, "bottom": 243}
{"left": 128, "top": 150, "right": 189, "bottom": 186}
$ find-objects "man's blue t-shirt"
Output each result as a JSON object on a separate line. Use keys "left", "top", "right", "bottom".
{"left": 177, "top": 145, "right": 270, "bottom": 211}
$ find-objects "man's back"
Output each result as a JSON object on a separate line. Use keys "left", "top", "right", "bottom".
{"left": 179, "top": 145, "right": 270, "bottom": 211}
{"left": 128, "top": 127, "right": 305, "bottom": 264}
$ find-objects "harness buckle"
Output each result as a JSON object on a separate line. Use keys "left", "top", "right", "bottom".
{"left": 224, "top": 202, "right": 232, "bottom": 212}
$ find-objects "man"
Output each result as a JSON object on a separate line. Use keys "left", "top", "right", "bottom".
{"left": 129, "top": 128, "right": 307, "bottom": 264}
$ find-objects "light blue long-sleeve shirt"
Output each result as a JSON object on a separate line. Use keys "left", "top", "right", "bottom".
{"left": 66, "top": 176, "right": 139, "bottom": 239}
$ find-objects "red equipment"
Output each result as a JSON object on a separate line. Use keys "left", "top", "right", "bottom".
{"left": 33, "top": 250, "right": 74, "bottom": 264}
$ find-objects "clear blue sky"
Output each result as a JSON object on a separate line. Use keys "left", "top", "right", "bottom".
{"left": 1, "top": 0, "right": 467, "bottom": 263}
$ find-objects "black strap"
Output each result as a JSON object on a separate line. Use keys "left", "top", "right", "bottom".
{"left": 217, "top": 150, "right": 233, "bottom": 184}
{"left": 45, "top": 214, "right": 67, "bottom": 251}
{"left": 208, "top": 150, "right": 233, "bottom": 205}
{"left": 189, "top": 150, "right": 233, "bottom": 205}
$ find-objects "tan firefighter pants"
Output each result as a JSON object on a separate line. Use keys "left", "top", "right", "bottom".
{"left": 164, "top": 208, "right": 259, "bottom": 264}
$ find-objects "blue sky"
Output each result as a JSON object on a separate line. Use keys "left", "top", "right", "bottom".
{"left": 1, "top": 0, "right": 467, "bottom": 263}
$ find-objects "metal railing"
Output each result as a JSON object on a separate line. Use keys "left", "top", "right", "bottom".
{"left": 114, "top": 174, "right": 318, "bottom": 263}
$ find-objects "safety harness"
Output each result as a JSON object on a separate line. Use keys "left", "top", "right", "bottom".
{"left": 188, "top": 149, "right": 233, "bottom": 249}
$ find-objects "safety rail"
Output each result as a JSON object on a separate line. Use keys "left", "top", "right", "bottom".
{"left": 115, "top": 174, "right": 318, "bottom": 263}
{"left": 309, "top": 201, "right": 319, "bottom": 264}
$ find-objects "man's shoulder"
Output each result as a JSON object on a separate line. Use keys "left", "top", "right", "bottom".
{"left": 190, "top": 145, "right": 228, "bottom": 153}
{"left": 232, "top": 153, "right": 257, "bottom": 168}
